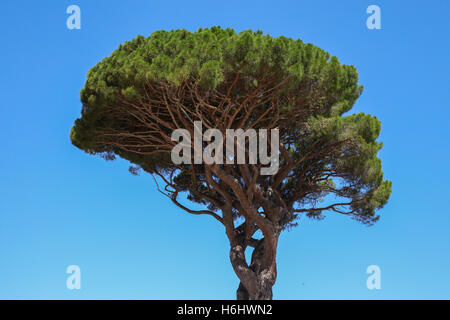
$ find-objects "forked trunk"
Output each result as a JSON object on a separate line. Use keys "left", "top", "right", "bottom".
{"left": 231, "top": 238, "right": 277, "bottom": 300}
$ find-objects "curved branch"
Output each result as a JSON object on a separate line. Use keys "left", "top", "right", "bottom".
{"left": 170, "top": 194, "right": 224, "bottom": 225}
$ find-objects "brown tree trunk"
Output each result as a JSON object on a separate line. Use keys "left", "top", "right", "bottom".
{"left": 236, "top": 282, "right": 250, "bottom": 300}
{"left": 231, "top": 238, "right": 277, "bottom": 300}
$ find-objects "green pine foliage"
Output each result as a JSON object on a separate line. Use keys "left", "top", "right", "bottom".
{"left": 71, "top": 27, "right": 391, "bottom": 225}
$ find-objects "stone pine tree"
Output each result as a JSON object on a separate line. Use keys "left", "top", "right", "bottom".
{"left": 70, "top": 27, "right": 392, "bottom": 300}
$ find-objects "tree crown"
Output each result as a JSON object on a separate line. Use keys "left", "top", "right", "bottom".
{"left": 71, "top": 27, "right": 391, "bottom": 227}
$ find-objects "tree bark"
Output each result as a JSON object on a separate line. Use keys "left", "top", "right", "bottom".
{"left": 236, "top": 282, "right": 250, "bottom": 300}
{"left": 231, "top": 238, "right": 277, "bottom": 300}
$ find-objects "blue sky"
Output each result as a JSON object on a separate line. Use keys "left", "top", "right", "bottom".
{"left": 0, "top": 0, "right": 449, "bottom": 299}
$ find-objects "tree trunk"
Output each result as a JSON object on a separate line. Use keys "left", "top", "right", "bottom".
{"left": 231, "top": 238, "right": 277, "bottom": 300}
{"left": 236, "top": 282, "right": 250, "bottom": 300}
{"left": 253, "top": 270, "right": 275, "bottom": 300}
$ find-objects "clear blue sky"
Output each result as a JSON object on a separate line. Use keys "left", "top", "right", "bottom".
{"left": 1, "top": 0, "right": 449, "bottom": 299}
